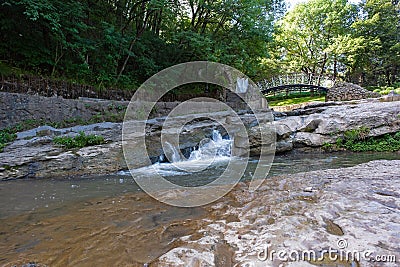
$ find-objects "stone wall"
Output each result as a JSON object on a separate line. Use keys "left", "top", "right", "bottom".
{"left": 326, "top": 82, "right": 380, "bottom": 101}
{"left": 0, "top": 92, "right": 250, "bottom": 130}
{"left": 0, "top": 92, "right": 130, "bottom": 129}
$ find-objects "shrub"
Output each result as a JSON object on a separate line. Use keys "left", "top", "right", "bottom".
{"left": 325, "top": 129, "right": 400, "bottom": 152}
{"left": 344, "top": 133, "right": 400, "bottom": 152}
{"left": 341, "top": 131, "right": 400, "bottom": 152}
{"left": 53, "top": 132, "right": 105, "bottom": 149}
{"left": 0, "top": 128, "right": 17, "bottom": 152}
{"left": 321, "top": 142, "right": 333, "bottom": 151}
{"left": 343, "top": 126, "right": 370, "bottom": 142}
{"left": 370, "top": 86, "right": 400, "bottom": 95}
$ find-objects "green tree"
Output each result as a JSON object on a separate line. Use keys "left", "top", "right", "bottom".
{"left": 0, "top": 0, "right": 285, "bottom": 90}
{"left": 274, "top": 0, "right": 358, "bottom": 80}
{"left": 351, "top": 0, "right": 400, "bottom": 85}
{"left": 0, "top": 0, "right": 92, "bottom": 76}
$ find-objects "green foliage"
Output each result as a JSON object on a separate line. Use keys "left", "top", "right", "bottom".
{"left": 370, "top": 86, "right": 400, "bottom": 95}
{"left": 53, "top": 131, "right": 105, "bottom": 149}
{"left": 336, "top": 137, "right": 343, "bottom": 147}
{"left": 1, "top": 0, "right": 397, "bottom": 91}
{"left": 274, "top": 0, "right": 358, "bottom": 76}
{"left": 0, "top": 61, "right": 14, "bottom": 76}
{"left": 270, "top": 0, "right": 399, "bottom": 87}
{"left": 268, "top": 95, "right": 325, "bottom": 106}
{"left": 0, "top": 120, "right": 47, "bottom": 152}
{"left": 328, "top": 128, "right": 400, "bottom": 152}
{"left": 343, "top": 126, "right": 370, "bottom": 142}
{"left": 322, "top": 142, "right": 333, "bottom": 150}
{"left": 0, "top": 0, "right": 285, "bottom": 89}
{"left": 342, "top": 133, "right": 400, "bottom": 152}
{"left": 351, "top": 0, "right": 400, "bottom": 86}
{"left": 0, "top": 128, "right": 17, "bottom": 152}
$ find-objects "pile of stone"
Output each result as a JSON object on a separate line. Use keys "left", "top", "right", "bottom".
{"left": 326, "top": 82, "right": 380, "bottom": 101}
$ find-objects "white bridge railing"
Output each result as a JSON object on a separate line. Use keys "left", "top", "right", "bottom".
{"left": 257, "top": 73, "right": 335, "bottom": 92}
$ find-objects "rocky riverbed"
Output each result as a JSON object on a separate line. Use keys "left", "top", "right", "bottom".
{"left": 1, "top": 160, "right": 398, "bottom": 266}
{"left": 156, "top": 159, "right": 400, "bottom": 266}
{"left": 1, "top": 100, "right": 399, "bottom": 180}
{"left": 272, "top": 99, "right": 400, "bottom": 151}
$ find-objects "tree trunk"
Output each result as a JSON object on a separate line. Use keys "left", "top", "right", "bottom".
{"left": 116, "top": 1, "right": 153, "bottom": 83}
{"left": 333, "top": 58, "right": 337, "bottom": 81}
{"left": 116, "top": 37, "right": 137, "bottom": 82}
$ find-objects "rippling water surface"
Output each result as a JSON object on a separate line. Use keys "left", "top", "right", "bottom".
{"left": 0, "top": 151, "right": 399, "bottom": 265}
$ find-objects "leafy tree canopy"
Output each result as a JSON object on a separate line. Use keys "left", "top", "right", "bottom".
{"left": 269, "top": 0, "right": 399, "bottom": 86}
{"left": 0, "top": 0, "right": 285, "bottom": 89}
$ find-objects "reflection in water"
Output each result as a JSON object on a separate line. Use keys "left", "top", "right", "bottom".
{"left": 0, "top": 151, "right": 399, "bottom": 265}
{"left": 0, "top": 191, "right": 206, "bottom": 266}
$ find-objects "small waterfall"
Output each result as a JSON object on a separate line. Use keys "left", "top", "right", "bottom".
{"left": 159, "top": 130, "right": 231, "bottom": 164}
{"left": 212, "top": 129, "right": 223, "bottom": 143}
{"left": 188, "top": 130, "right": 231, "bottom": 161}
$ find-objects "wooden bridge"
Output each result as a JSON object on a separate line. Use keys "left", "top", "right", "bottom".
{"left": 257, "top": 73, "right": 335, "bottom": 97}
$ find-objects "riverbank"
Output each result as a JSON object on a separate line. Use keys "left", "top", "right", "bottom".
{"left": 0, "top": 99, "right": 399, "bottom": 180}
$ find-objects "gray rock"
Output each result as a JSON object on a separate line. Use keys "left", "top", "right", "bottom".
{"left": 246, "top": 100, "right": 400, "bottom": 154}
{"left": 1, "top": 100, "right": 399, "bottom": 179}
{"left": 1, "top": 111, "right": 274, "bottom": 179}
{"left": 274, "top": 124, "right": 292, "bottom": 139}
{"left": 294, "top": 132, "right": 331, "bottom": 147}
{"left": 275, "top": 140, "right": 293, "bottom": 153}
{"left": 157, "top": 160, "right": 400, "bottom": 266}
{"left": 17, "top": 125, "right": 60, "bottom": 139}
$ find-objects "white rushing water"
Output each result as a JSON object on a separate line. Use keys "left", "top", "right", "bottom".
{"left": 188, "top": 130, "right": 231, "bottom": 161}
{"left": 163, "top": 130, "right": 232, "bottom": 163}
{"left": 121, "top": 130, "right": 232, "bottom": 177}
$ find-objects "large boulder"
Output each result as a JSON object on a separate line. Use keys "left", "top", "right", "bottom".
{"left": 247, "top": 101, "right": 400, "bottom": 153}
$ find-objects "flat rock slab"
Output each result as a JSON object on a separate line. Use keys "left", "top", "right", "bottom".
{"left": 158, "top": 160, "right": 400, "bottom": 266}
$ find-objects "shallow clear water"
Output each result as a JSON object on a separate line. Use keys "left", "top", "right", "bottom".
{"left": 0, "top": 151, "right": 398, "bottom": 219}
{"left": 1, "top": 151, "right": 399, "bottom": 266}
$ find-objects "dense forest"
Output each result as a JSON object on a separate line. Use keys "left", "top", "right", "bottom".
{"left": 0, "top": 0, "right": 399, "bottom": 91}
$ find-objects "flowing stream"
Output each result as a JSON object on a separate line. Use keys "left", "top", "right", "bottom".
{"left": 0, "top": 133, "right": 399, "bottom": 265}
